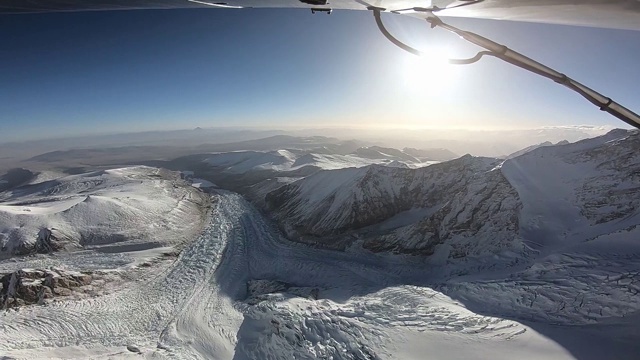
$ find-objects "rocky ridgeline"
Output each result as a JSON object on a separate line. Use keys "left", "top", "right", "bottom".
{"left": 265, "top": 155, "right": 522, "bottom": 259}
{"left": 261, "top": 130, "right": 640, "bottom": 265}
{"left": 1, "top": 268, "right": 93, "bottom": 309}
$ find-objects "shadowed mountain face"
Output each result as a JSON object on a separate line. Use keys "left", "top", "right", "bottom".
{"left": 262, "top": 130, "right": 640, "bottom": 264}
{"left": 19, "top": 136, "right": 367, "bottom": 170}
{"left": 0, "top": 168, "right": 36, "bottom": 193}
{"left": 264, "top": 155, "right": 522, "bottom": 259}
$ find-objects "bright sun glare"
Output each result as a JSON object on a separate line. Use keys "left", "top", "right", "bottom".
{"left": 401, "top": 47, "right": 457, "bottom": 95}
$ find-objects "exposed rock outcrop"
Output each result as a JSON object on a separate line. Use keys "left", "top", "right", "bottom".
{"left": 0, "top": 268, "right": 93, "bottom": 309}
{"left": 246, "top": 279, "right": 320, "bottom": 305}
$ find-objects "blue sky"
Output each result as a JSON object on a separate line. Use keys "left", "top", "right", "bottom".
{"left": 1, "top": 8, "right": 639, "bottom": 141}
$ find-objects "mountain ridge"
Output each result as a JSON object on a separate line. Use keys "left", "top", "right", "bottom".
{"left": 262, "top": 129, "right": 639, "bottom": 265}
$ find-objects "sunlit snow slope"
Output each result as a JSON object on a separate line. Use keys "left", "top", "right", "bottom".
{"left": 0, "top": 166, "right": 208, "bottom": 255}
{"left": 204, "top": 147, "right": 437, "bottom": 174}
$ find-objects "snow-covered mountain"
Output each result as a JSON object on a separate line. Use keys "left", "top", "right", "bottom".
{"left": 205, "top": 149, "right": 382, "bottom": 174}
{"left": 350, "top": 146, "right": 420, "bottom": 162}
{"left": 199, "top": 147, "right": 441, "bottom": 205}
{"left": 204, "top": 146, "right": 439, "bottom": 175}
{"left": 505, "top": 140, "right": 554, "bottom": 158}
{"left": 264, "top": 129, "right": 640, "bottom": 264}
{"left": 505, "top": 139, "right": 570, "bottom": 159}
{"left": 265, "top": 155, "right": 522, "bottom": 259}
{"left": 3, "top": 191, "right": 614, "bottom": 359}
{"left": 0, "top": 166, "right": 209, "bottom": 255}
{"left": 502, "top": 128, "right": 640, "bottom": 249}
{"left": 0, "top": 132, "right": 639, "bottom": 358}
{"left": 403, "top": 147, "right": 459, "bottom": 161}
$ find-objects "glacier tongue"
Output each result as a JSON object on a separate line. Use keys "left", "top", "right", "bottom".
{"left": 1, "top": 189, "right": 639, "bottom": 358}
{"left": 0, "top": 191, "right": 615, "bottom": 359}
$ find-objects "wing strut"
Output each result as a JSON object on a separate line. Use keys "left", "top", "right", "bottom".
{"left": 370, "top": 8, "right": 640, "bottom": 129}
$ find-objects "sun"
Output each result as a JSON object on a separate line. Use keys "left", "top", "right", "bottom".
{"left": 401, "top": 47, "right": 458, "bottom": 95}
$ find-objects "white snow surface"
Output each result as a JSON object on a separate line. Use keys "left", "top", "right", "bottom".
{"left": 191, "top": 178, "right": 217, "bottom": 189}
{"left": 0, "top": 166, "right": 208, "bottom": 255}
{"left": 2, "top": 192, "right": 629, "bottom": 359}
{"left": 1, "top": 131, "right": 639, "bottom": 359}
{"left": 501, "top": 129, "right": 640, "bottom": 253}
{"left": 204, "top": 149, "right": 435, "bottom": 174}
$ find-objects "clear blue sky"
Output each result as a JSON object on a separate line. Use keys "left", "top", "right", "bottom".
{"left": 1, "top": 8, "right": 639, "bottom": 141}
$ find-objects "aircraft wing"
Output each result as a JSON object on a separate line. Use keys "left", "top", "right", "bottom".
{"left": 2, "top": 0, "right": 640, "bottom": 31}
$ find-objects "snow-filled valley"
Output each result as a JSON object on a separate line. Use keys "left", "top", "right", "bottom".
{"left": 0, "top": 191, "right": 618, "bottom": 360}
{"left": 0, "top": 130, "right": 639, "bottom": 359}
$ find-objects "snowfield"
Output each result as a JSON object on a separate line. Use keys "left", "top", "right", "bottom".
{"left": 204, "top": 148, "right": 438, "bottom": 174}
{"left": 1, "top": 130, "right": 639, "bottom": 359}
{"left": 0, "top": 192, "right": 615, "bottom": 359}
{"left": 0, "top": 166, "right": 209, "bottom": 256}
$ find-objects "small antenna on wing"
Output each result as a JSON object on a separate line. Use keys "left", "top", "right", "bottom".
{"left": 369, "top": 7, "right": 640, "bottom": 129}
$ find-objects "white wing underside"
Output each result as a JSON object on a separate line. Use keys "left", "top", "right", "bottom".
{"left": 432, "top": 0, "right": 640, "bottom": 30}
{"left": 2, "top": 0, "right": 640, "bottom": 31}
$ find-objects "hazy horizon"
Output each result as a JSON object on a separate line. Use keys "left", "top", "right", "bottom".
{"left": 0, "top": 125, "right": 620, "bottom": 172}
{"left": 0, "top": 121, "right": 617, "bottom": 143}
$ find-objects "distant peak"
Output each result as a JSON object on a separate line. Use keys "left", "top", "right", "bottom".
{"left": 605, "top": 128, "right": 633, "bottom": 137}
